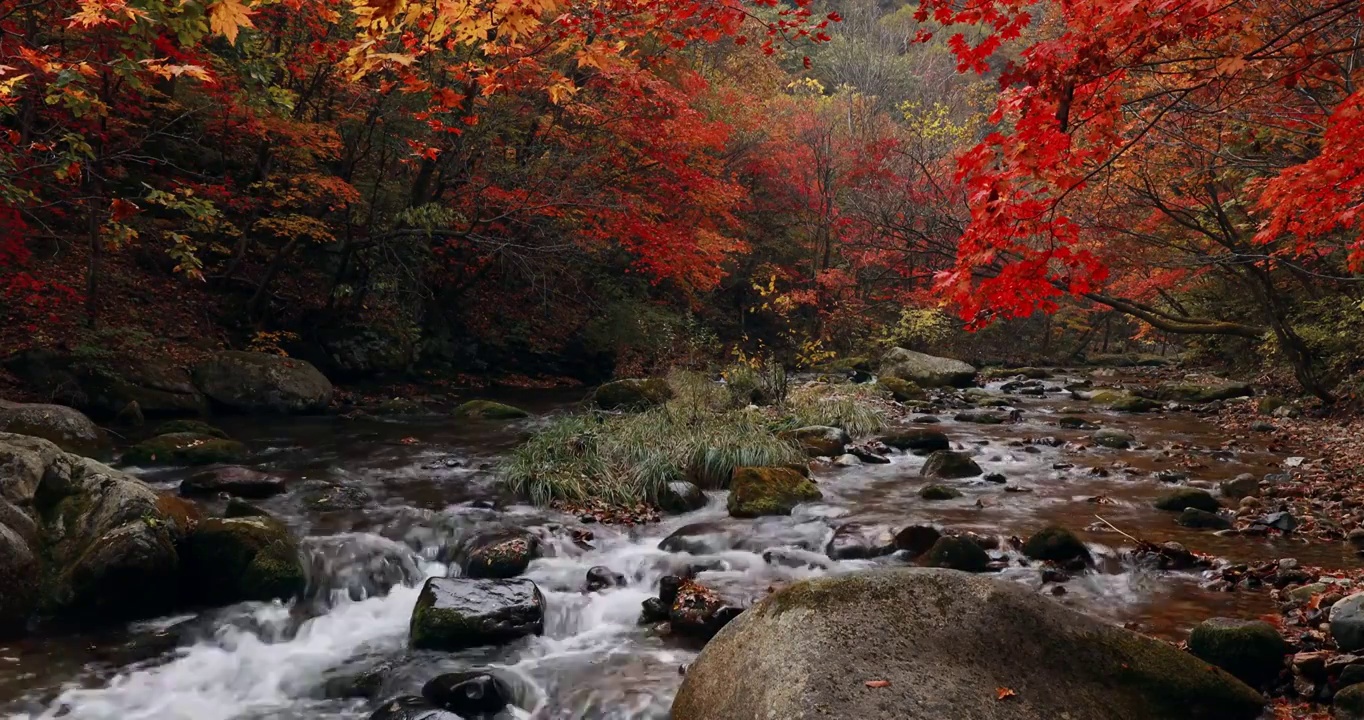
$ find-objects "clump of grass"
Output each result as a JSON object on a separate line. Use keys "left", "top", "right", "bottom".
{"left": 722, "top": 359, "right": 788, "bottom": 407}
{"left": 784, "top": 382, "right": 888, "bottom": 437}
{"left": 500, "top": 372, "right": 803, "bottom": 507}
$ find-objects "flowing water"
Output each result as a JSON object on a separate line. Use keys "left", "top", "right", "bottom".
{"left": 0, "top": 375, "right": 1351, "bottom": 720}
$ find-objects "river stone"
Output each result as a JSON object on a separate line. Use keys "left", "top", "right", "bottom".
{"left": 153, "top": 420, "right": 229, "bottom": 439}
{"left": 1338, "top": 684, "right": 1364, "bottom": 720}
{"left": 191, "top": 351, "right": 333, "bottom": 414}
{"left": 923, "top": 536, "right": 988, "bottom": 572}
{"left": 2, "top": 350, "right": 208, "bottom": 419}
{"left": 894, "top": 525, "right": 942, "bottom": 556}
{"left": 780, "top": 426, "right": 850, "bottom": 458}
{"left": 1220, "top": 474, "right": 1260, "bottom": 500}
{"left": 1154, "top": 488, "right": 1221, "bottom": 513}
{"left": 825, "top": 523, "right": 896, "bottom": 560}
{"left": 1331, "top": 594, "right": 1364, "bottom": 653}
{"left": 180, "top": 466, "right": 285, "bottom": 498}
{"left": 879, "top": 348, "right": 977, "bottom": 388}
{"left": 367, "top": 695, "right": 462, "bottom": 720}
{"left": 1058, "top": 416, "right": 1099, "bottom": 430}
{"left": 586, "top": 566, "right": 625, "bottom": 591}
{"left": 1153, "top": 380, "right": 1253, "bottom": 404}
{"left": 1187, "top": 618, "right": 1289, "bottom": 687}
{"left": 452, "top": 400, "right": 528, "bottom": 420}
{"left": 658, "top": 522, "right": 735, "bottom": 555}
{"left": 657, "top": 480, "right": 707, "bottom": 513}
{"left": 877, "top": 428, "right": 949, "bottom": 454}
{"left": 727, "top": 467, "right": 822, "bottom": 518}
{"left": 1093, "top": 429, "right": 1135, "bottom": 449}
{"left": 1022, "top": 526, "right": 1091, "bottom": 565}
{"left": 302, "top": 534, "right": 422, "bottom": 603}
{"left": 670, "top": 579, "right": 743, "bottom": 640}
{"left": 876, "top": 377, "right": 924, "bottom": 402}
{"left": 461, "top": 529, "right": 541, "bottom": 579}
{"left": 953, "top": 411, "right": 1006, "bottom": 424}
{"left": 0, "top": 401, "right": 109, "bottom": 457}
{"left": 409, "top": 577, "right": 545, "bottom": 650}
{"left": 920, "top": 450, "right": 982, "bottom": 479}
{"left": 1177, "top": 508, "right": 1233, "bottom": 530}
{"left": 122, "top": 432, "right": 247, "bottom": 466}
{"left": 0, "top": 519, "right": 39, "bottom": 634}
{"left": 300, "top": 480, "right": 373, "bottom": 511}
{"left": 179, "top": 516, "right": 305, "bottom": 604}
{"left": 422, "top": 671, "right": 513, "bottom": 716}
{"left": 671, "top": 568, "right": 1265, "bottom": 720}
{"left": 919, "top": 484, "right": 963, "bottom": 501}
{"left": 592, "top": 378, "right": 673, "bottom": 411}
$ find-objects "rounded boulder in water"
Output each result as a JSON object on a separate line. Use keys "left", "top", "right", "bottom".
{"left": 422, "top": 671, "right": 513, "bottom": 716}
{"left": 367, "top": 695, "right": 462, "bottom": 720}
{"left": 585, "top": 565, "right": 626, "bottom": 591}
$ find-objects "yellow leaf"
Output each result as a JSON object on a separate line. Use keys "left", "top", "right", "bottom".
{"left": 209, "top": 0, "right": 254, "bottom": 44}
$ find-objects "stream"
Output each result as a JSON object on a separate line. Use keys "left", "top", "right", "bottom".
{"left": 0, "top": 371, "right": 1352, "bottom": 720}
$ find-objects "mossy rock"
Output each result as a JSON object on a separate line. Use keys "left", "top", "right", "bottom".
{"left": 152, "top": 419, "right": 229, "bottom": 439}
{"left": 1177, "top": 508, "right": 1232, "bottom": 530}
{"left": 1154, "top": 381, "right": 1252, "bottom": 404}
{"left": 1154, "top": 488, "right": 1222, "bottom": 513}
{"left": 1337, "top": 683, "right": 1364, "bottom": 719}
{"left": 0, "top": 401, "right": 110, "bottom": 457}
{"left": 122, "top": 432, "right": 247, "bottom": 466}
{"left": 178, "top": 516, "right": 304, "bottom": 604}
{"left": 592, "top": 378, "right": 673, "bottom": 411}
{"left": 1187, "top": 618, "right": 1289, "bottom": 687}
{"left": 454, "top": 400, "right": 529, "bottom": 420}
{"left": 878, "top": 427, "right": 949, "bottom": 453}
{"left": 1059, "top": 416, "right": 1098, "bottom": 430}
{"left": 1022, "top": 525, "right": 1092, "bottom": 564}
{"left": 876, "top": 377, "right": 925, "bottom": 402}
{"left": 727, "top": 467, "right": 822, "bottom": 518}
{"left": 1256, "top": 397, "right": 1287, "bottom": 415}
{"left": 953, "top": 411, "right": 1006, "bottom": 424}
{"left": 920, "top": 450, "right": 982, "bottom": 479}
{"left": 1088, "top": 390, "right": 1161, "bottom": 412}
{"left": 409, "top": 577, "right": 544, "bottom": 650}
{"left": 919, "top": 484, "right": 963, "bottom": 501}
{"left": 923, "top": 536, "right": 988, "bottom": 572}
{"left": 778, "top": 426, "right": 849, "bottom": 458}
{"left": 1093, "top": 429, "right": 1136, "bottom": 449}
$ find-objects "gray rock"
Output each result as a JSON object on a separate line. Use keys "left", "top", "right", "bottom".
{"left": 672, "top": 568, "right": 1264, "bottom": 720}
{"left": 780, "top": 426, "right": 850, "bottom": 458}
{"left": 1154, "top": 488, "right": 1221, "bottom": 513}
{"left": 825, "top": 523, "right": 896, "bottom": 560}
{"left": 893, "top": 525, "right": 942, "bottom": 556}
{"left": 1177, "top": 508, "right": 1233, "bottom": 530}
{"left": 877, "top": 428, "right": 949, "bottom": 454}
{"left": 1255, "top": 512, "right": 1298, "bottom": 533}
{"left": 0, "top": 401, "right": 109, "bottom": 456}
{"left": 367, "top": 695, "right": 463, "bottom": 720}
{"left": 1058, "top": 416, "right": 1099, "bottom": 430}
{"left": 460, "top": 529, "right": 541, "bottom": 579}
{"left": 180, "top": 466, "right": 285, "bottom": 498}
{"left": 1337, "top": 683, "right": 1364, "bottom": 720}
{"left": 592, "top": 378, "right": 673, "bottom": 411}
{"left": 1021, "top": 526, "right": 1091, "bottom": 565}
{"left": 1, "top": 350, "right": 207, "bottom": 419}
{"left": 919, "top": 484, "right": 963, "bottom": 501}
{"left": 923, "top": 537, "right": 987, "bottom": 571}
{"left": 1093, "top": 429, "right": 1135, "bottom": 449}
{"left": 409, "top": 577, "right": 545, "bottom": 650}
{"left": 1331, "top": 593, "right": 1364, "bottom": 653}
{"left": 191, "top": 351, "right": 333, "bottom": 414}
{"left": 1339, "top": 664, "right": 1364, "bottom": 689}
{"left": 179, "top": 516, "right": 305, "bottom": 605}
{"left": 1220, "top": 474, "right": 1260, "bottom": 500}
{"left": 422, "top": 670, "right": 513, "bottom": 716}
{"left": 920, "top": 450, "right": 982, "bottom": 479}
{"left": 658, "top": 481, "right": 707, "bottom": 513}
{"left": 1187, "top": 617, "right": 1289, "bottom": 686}
{"left": 879, "top": 348, "right": 977, "bottom": 388}
{"left": 659, "top": 522, "right": 735, "bottom": 555}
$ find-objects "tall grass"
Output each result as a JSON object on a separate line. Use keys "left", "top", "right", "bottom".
{"left": 784, "top": 382, "right": 888, "bottom": 437}
{"left": 500, "top": 372, "right": 804, "bottom": 506}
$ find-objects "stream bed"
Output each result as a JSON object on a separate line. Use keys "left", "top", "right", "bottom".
{"left": 1, "top": 373, "right": 1353, "bottom": 720}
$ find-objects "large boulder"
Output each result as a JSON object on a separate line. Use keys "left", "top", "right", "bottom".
{"left": 877, "top": 427, "right": 949, "bottom": 454}
{"left": 879, "top": 348, "right": 977, "bottom": 388}
{"left": 825, "top": 523, "right": 897, "bottom": 560}
{"left": 452, "top": 400, "right": 529, "bottom": 420}
{"left": 591, "top": 378, "right": 673, "bottom": 411}
{"left": 779, "top": 426, "right": 850, "bottom": 458}
{"left": 1154, "top": 488, "right": 1221, "bottom": 513}
{"left": 1187, "top": 618, "right": 1289, "bottom": 687}
{"left": 178, "top": 516, "right": 305, "bottom": 604}
{"left": 191, "top": 351, "right": 333, "bottom": 414}
{"left": 459, "top": 529, "right": 541, "bottom": 579}
{"left": 1150, "top": 380, "right": 1253, "bottom": 404}
{"left": 1331, "top": 593, "right": 1364, "bottom": 653}
{"left": 922, "top": 536, "right": 987, "bottom": 571}
{"left": 122, "top": 432, "right": 247, "bottom": 466}
{"left": 920, "top": 450, "right": 982, "bottom": 479}
{"left": 0, "top": 401, "right": 109, "bottom": 457}
{"left": 672, "top": 568, "right": 1265, "bottom": 720}
{"left": 409, "top": 577, "right": 545, "bottom": 650}
{"left": 315, "top": 323, "right": 415, "bottom": 379}
{"left": 727, "top": 467, "right": 822, "bottom": 518}
{"left": 179, "top": 466, "right": 285, "bottom": 499}
{"left": 2, "top": 350, "right": 207, "bottom": 419}
{"left": 876, "top": 377, "right": 925, "bottom": 402}
{"left": 1022, "top": 526, "right": 1092, "bottom": 565}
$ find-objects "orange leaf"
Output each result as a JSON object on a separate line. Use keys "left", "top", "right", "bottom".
{"left": 864, "top": 680, "right": 890, "bottom": 688}
{"left": 996, "top": 687, "right": 1017, "bottom": 701}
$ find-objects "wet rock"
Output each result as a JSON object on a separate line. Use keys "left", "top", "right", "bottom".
{"left": 877, "top": 428, "right": 949, "bottom": 454}
{"left": 191, "top": 351, "right": 333, "bottom": 414}
{"left": 983, "top": 472, "right": 1006, "bottom": 483}
{"left": 923, "top": 536, "right": 988, "bottom": 572}
{"left": 1021, "top": 526, "right": 1092, "bottom": 565}
{"left": 179, "top": 466, "right": 285, "bottom": 499}
{"left": 763, "top": 547, "right": 834, "bottom": 570}
{"left": 180, "top": 516, "right": 306, "bottom": 604}
{"left": 1337, "top": 684, "right": 1364, "bottom": 720}
{"left": 669, "top": 579, "right": 743, "bottom": 640}
{"left": 640, "top": 597, "right": 669, "bottom": 624}
{"left": 224, "top": 498, "right": 270, "bottom": 519}
{"left": 303, "top": 533, "right": 422, "bottom": 603}
{"left": 0, "top": 517, "right": 39, "bottom": 635}
{"left": 122, "top": 432, "right": 247, "bottom": 466}
{"left": 586, "top": 566, "right": 625, "bottom": 591}
{"left": 592, "top": 378, "right": 673, "bottom": 411}
{"left": 1331, "top": 594, "right": 1364, "bottom": 653}
{"left": 1220, "top": 473, "right": 1260, "bottom": 500}
{"left": 727, "top": 467, "right": 821, "bottom": 518}
{"left": 879, "top": 348, "right": 977, "bottom": 388}
{"left": 919, "top": 484, "right": 963, "bottom": 501}
{"left": 367, "top": 695, "right": 462, "bottom": 720}
{"left": 658, "top": 523, "right": 734, "bottom": 554}
{"left": 832, "top": 454, "right": 860, "bottom": 467}
{"left": 422, "top": 671, "right": 513, "bottom": 716}
{"left": 894, "top": 525, "right": 942, "bottom": 556}
{"left": 1088, "top": 390, "right": 1162, "bottom": 413}
{"left": 1349, "top": 528, "right": 1364, "bottom": 549}
{"left": 2, "top": 350, "right": 207, "bottom": 419}
{"left": 1058, "top": 416, "right": 1099, "bottom": 430}
{"left": 953, "top": 411, "right": 1006, "bottom": 424}
{"left": 299, "top": 480, "right": 372, "bottom": 511}
{"left": 920, "top": 450, "right": 982, "bottom": 479}
{"left": 452, "top": 399, "right": 529, "bottom": 420}
{"left": 1092, "top": 429, "right": 1135, "bottom": 449}
{"left": 1340, "top": 665, "right": 1364, "bottom": 689}
{"left": 1294, "top": 651, "right": 1330, "bottom": 680}
{"left": 1178, "top": 508, "right": 1233, "bottom": 530}
{"left": 672, "top": 568, "right": 1265, "bottom": 720}
{"left": 153, "top": 419, "right": 229, "bottom": 438}
{"left": 409, "top": 577, "right": 545, "bottom": 650}
{"left": 0, "top": 401, "right": 109, "bottom": 456}
{"left": 1152, "top": 380, "right": 1253, "bottom": 404}
{"left": 658, "top": 481, "right": 707, "bottom": 513}
{"left": 461, "top": 529, "right": 541, "bottom": 579}
{"left": 824, "top": 523, "right": 896, "bottom": 560}
{"left": 321, "top": 661, "right": 393, "bottom": 700}
{"left": 877, "top": 377, "right": 925, "bottom": 402}
{"left": 911, "top": 415, "right": 940, "bottom": 423}
{"left": 1154, "top": 488, "right": 1222, "bottom": 513}
{"left": 780, "top": 426, "right": 850, "bottom": 458}
{"left": 1187, "top": 618, "right": 1289, "bottom": 687}
{"left": 1286, "top": 583, "right": 1329, "bottom": 605}
{"left": 847, "top": 444, "right": 890, "bottom": 464}
{"left": 1254, "top": 511, "right": 1298, "bottom": 533}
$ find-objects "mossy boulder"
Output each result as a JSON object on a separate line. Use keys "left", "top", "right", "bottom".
{"left": 122, "top": 432, "right": 247, "bottom": 466}
{"left": 920, "top": 450, "right": 982, "bottom": 479}
{"left": 179, "top": 516, "right": 305, "bottom": 604}
{"left": 460, "top": 529, "right": 541, "bottom": 579}
{"left": 878, "top": 427, "right": 950, "bottom": 454}
{"left": 1220, "top": 474, "right": 1260, "bottom": 500}
{"left": 727, "top": 467, "right": 822, "bottom": 518}
{"left": 1187, "top": 618, "right": 1289, "bottom": 687}
{"left": 1088, "top": 390, "right": 1161, "bottom": 412}
{"left": 779, "top": 426, "right": 850, "bottom": 458}
{"left": 1177, "top": 508, "right": 1233, "bottom": 530}
{"left": 180, "top": 466, "right": 285, "bottom": 499}
{"left": 1022, "top": 526, "right": 1092, "bottom": 565}
{"left": 1155, "top": 488, "right": 1222, "bottom": 513}
{"left": 658, "top": 481, "right": 707, "bottom": 513}
{"left": 879, "top": 348, "right": 978, "bottom": 388}
{"left": 1257, "top": 397, "right": 1287, "bottom": 416}
{"left": 0, "top": 401, "right": 109, "bottom": 457}
{"left": 1093, "top": 429, "right": 1136, "bottom": 449}
{"left": 152, "top": 419, "right": 229, "bottom": 439}
{"left": 983, "top": 367, "right": 1052, "bottom": 380}
{"left": 1059, "top": 416, "right": 1099, "bottom": 430}
{"left": 2, "top": 350, "right": 207, "bottom": 419}
{"left": 0, "top": 515, "right": 39, "bottom": 635}
{"left": 191, "top": 351, "right": 333, "bottom": 414}
{"left": 919, "top": 484, "right": 963, "bottom": 501}
{"left": 409, "top": 577, "right": 545, "bottom": 650}
{"left": 953, "top": 411, "right": 1006, "bottom": 424}
{"left": 672, "top": 568, "right": 1266, "bottom": 720}
{"left": 1337, "top": 684, "right": 1364, "bottom": 719}
{"left": 453, "top": 400, "right": 529, "bottom": 420}
{"left": 923, "top": 536, "right": 989, "bottom": 571}
{"left": 876, "top": 377, "right": 925, "bottom": 402}
{"left": 1153, "top": 381, "right": 1253, "bottom": 404}
{"left": 592, "top": 378, "right": 673, "bottom": 411}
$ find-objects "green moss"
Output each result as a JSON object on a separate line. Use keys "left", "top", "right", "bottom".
{"left": 454, "top": 400, "right": 529, "bottom": 420}
{"left": 152, "top": 420, "right": 229, "bottom": 439}
{"left": 1187, "top": 618, "right": 1288, "bottom": 687}
{"left": 179, "top": 517, "right": 302, "bottom": 603}
{"left": 727, "top": 466, "right": 822, "bottom": 518}
{"left": 242, "top": 539, "right": 306, "bottom": 600}
{"left": 876, "top": 377, "right": 924, "bottom": 402}
{"left": 592, "top": 378, "right": 674, "bottom": 411}
{"left": 122, "top": 433, "right": 246, "bottom": 466}
{"left": 1256, "top": 396, "right": 1287, "bottom": 415}
{"left": 919, "top": 484, "right": 963, "bottom": 501}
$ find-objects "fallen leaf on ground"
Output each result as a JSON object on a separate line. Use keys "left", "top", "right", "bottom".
{"left": 864, "top": 680, "right": 890, "bottom": 688}
{"left": 996, "top": 687, "right": 1017, "bottom": 701}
